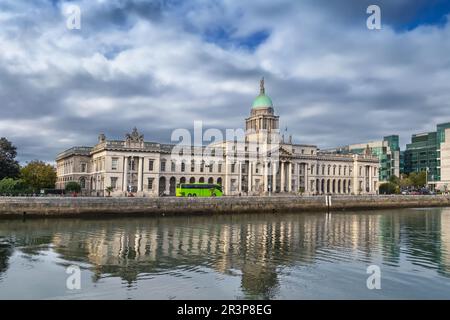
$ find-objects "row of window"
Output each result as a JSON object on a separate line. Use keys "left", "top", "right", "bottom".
{"left": 309, "top": 164, "right": 377, "bottom": 177}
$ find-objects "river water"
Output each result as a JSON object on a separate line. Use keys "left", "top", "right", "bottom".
{"left": 0, "top": 207, "right": 450, "bottom": 299}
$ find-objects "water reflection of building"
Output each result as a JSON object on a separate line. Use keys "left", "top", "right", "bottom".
{"left": 49, "top": 214, "right": 382, "bottom": 298}
{"left": 440, "top": 208, "right": 450, "bottom": 274}
{"left": 1, "top": 210, "right": 450, "bottom": 298}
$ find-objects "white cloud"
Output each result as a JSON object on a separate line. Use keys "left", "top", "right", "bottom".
{"left": 0, "top": 0, "right": 449, "bottom": 162}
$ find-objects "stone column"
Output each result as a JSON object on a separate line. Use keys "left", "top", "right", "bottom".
{"left": 281, "top": 161, "right": 285, "bottom": 192}
{"left": 138, "top": 157, "right": 143, "bottom": 192}
{"left": 369, "top": 166, "right": 373, "bottom": 193}
{"left": 288, "top": 162, "right": 292, "bottom": 192}
{"left": 263, "top": 161, "right": 268, "bottom": 193}
{"left": 305, "top": 163, "right": 309, "bottom": 192}
{"left": 123, "top": 156, "right": 128, "bottom": 192}
{"left": 224, "top": 157, "right": 229, "bottom": 195}
{"left": 272, "top": 161, "right": 277, "bottom": 192}
{"left": 248, "top": 162, "right": 253, "bottom": 193}
{"left": 238, "top": 161, "right": 242, "bottom": 192}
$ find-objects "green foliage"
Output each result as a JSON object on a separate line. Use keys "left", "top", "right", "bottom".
{"left": 388, "top": 175, "right": 400, "bottom": 185}
{"left": 105, "top": 186, "right": 114, "bottom": 196}
{"left": 20, "top": 160, "right": 57, "bottom": 192}
{"left": 379, "top": 182, "right": 399, "bottom": 194}
{"left": 0, "top": 178, "right": 31, "bottom": 195}
{"left": 399, "top": 177, "right": 413, "bottom": 188}
{"left": 0, "top": 137, "right": 20, "bottom": 180}
{"left": 409, "top": 171, "right": 427, "bottom": 188}
{"left": 65, "top": 181, "right": 81, "bottom": 193}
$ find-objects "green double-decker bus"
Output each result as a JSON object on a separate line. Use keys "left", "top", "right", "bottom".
{"left": 176, "top": 183, "right": 223, "bottom": 197}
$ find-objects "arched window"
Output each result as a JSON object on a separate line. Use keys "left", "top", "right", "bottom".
{"left": 208, "top": 177, "right": 214, "bottom": 184}
{"left": 217, "top": 177, "right": 223, "bottom": 185}
{"left": 199, "top": 177, "right": 205, "bottom": 183}
{"left": 189, "top": 177, "right": 196, "bottom": 183}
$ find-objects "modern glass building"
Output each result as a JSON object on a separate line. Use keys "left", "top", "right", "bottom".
{"left": 403, "top": 122, "right": 450, "bottom": 188}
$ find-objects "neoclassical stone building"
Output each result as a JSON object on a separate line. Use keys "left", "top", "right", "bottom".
{"left": 56, "top": 79, "right": 379, "bottom": 196}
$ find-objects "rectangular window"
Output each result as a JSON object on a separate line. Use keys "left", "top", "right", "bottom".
{"left": 80, "top": 163, "right": 87, "bottom": 173}
{"left": 111, "top": 158, "right": 118, "bottom": 170}
{"left": 209, "top": 163, "right": 213, "bottom": 173}
{"left": 149, "top": 160, "right": 154, "bottom": 171}
{"left": 231, "top": 163, "right": 235, "bottom": 173}
{"left": 200, "top": 161, "right": 205, "bottom": 173}
{"left": 171, "top": 161, "right": 176, "bottom": 172}
{"left": 148, "top": 178, "right": 154, "bottom": 190}
{"left": 110, "top": 177, "right": 118, "bottom": 189}
{"left": 181, "top": 162, "right": 186, "bottom": 172}
{"left": 161, "top": 161, "right": 166, "bottom": 172}
{"left": 218, "top": 163, "right": 222, "bottom": 173}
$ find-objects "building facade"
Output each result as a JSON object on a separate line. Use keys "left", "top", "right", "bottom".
{"left": 403, "top": 122, "right": 450, "bottom": 190}
{"left": 56, "top": 80, "right": 379, "bottom": 196}
{"left": 326, "top": 135, "right": 400, "bottom": 182}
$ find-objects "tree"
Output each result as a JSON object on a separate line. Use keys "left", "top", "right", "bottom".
{"left": 388, "top": 175, "right": 400, "bottom": 186}
{"left": 399, "top": 177, "right": 413, "bottom": 189}
{"left": 409, "top": 171, "right": 427, "bottom": 188}
{"left": 0, "top": 178, "right": 30, "bottom": 195}
{"left": 0, "top": 138, "right": 20, "bottom": 180}
{"left": 379, "top": 182, "right": 399, "bottom": 194}
{"left": 20, "top": 160, "right": 56, "bottom": 192}
{"left": 65, "top": 181, "right": 81, "bottom": 193}
{"left": 105, "top": 186, "right": 114, "bottom": 197}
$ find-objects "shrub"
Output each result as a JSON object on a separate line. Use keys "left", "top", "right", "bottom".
{"left": 65, "top": 181, "right": 81, "bottom": 193}
{"left": 379, "top": 182, "right": 399, "bottom": 195}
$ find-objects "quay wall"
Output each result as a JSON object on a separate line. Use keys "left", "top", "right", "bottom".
{"left": 1, "top": 195, "right": 450, "bottom": 218}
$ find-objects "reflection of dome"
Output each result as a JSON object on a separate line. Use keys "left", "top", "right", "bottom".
{"left": 252, "top": 77, "right": 273, "bottom": 109}
{"left": 252, "top": 94, "right": 273, "bottom": 109}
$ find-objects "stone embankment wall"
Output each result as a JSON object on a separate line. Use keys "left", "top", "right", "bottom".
{"left": 1, "top": 195, "right": 450, "bottom": 218}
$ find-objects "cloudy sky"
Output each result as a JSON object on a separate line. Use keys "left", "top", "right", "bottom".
{"left": 1, "top": 0, "right": 450, "bottom": 163}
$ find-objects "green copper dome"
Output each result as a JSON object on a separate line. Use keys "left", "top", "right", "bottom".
{"left": 252, "top": 94, "right": 273, "bottom": 108}
{"left": 252, "top": 77, "right": 273, "bottom": 109}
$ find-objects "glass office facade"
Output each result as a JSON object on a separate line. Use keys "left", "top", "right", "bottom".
{"left": 403, "top": 123, "right": 450, "bottom": 183}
